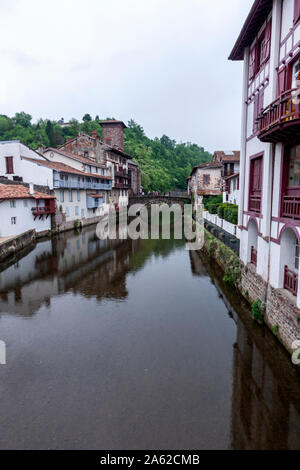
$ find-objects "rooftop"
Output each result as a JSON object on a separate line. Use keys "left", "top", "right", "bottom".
{"left": 0, "top": 183, "right": 55, "bottom": 200}
{"left": 22, "top": 157, "right": 112, "bottom": 180}
{"left": 99, "top": 120, "right": 127, "bottom": 128}
{"left": 45, "top": 148, "right": 106, "bottom": 168}
{"left": 229, "top": 0, "right": 273, "bottom": 61}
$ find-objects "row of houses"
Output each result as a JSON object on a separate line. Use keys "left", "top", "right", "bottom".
{"left": 187, "top": 150, "right": 240, "bottom": 206}
{"left": 0, "top": 120, "right": 141, "bottom": 238}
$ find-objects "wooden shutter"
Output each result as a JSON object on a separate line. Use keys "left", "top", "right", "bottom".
{"left": 277, "top": 67, "right": 287, "bottom": 96}
{"left": 294, "top": 0, "right": 300, "bottom": 24}
{"left": 249, "top": 47, "right": 256, "bottom": 79}
{"left": 253, "top": 158, "right": 263, "bottom": 192}
{"left": 5, "top": 157, "right": 14, "bottom": 174}
{"left": 264, "top": 21, "right": 271, "bottom": 61}
{"left": 253, "top": 94, "right": 259, "bottom": 133}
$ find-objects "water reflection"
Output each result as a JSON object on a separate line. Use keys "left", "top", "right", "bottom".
{"left": 0, "top": 228, "right": 299, "bottom": 449}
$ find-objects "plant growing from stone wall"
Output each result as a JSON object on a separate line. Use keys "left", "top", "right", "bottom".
{"left": 251, "top": 299, "right": 264, "bottom": 324}
{"left": 272, "top": 324, "right": 280, "bottom": 337}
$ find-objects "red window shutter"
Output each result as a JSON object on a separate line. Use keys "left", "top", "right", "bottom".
{"left": 253, "top": 158, "right": 263, "bottom": 192}
{"left": 294, "top": 0, "right": 300, "bottom": 24}
{"left": 237, "top": 176, "right": 240, "bottom": 191}
{"left": 5, "top": 157, "right": 14, "bottom": 174}
{"left": 253, "top": 94, "right": 259, "bottom": 133}
{"left": 264, "top": 21, "right": 271, "bottom": 61}
{"left": 249, "top": 47, "right": 256, "bottom": 79}
{"left": 277, "top": 66, "right": 287, "bottom": 96}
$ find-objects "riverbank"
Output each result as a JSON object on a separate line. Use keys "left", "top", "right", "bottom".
{"left": 201, "top": 229, "right": 300, "bottom": 361}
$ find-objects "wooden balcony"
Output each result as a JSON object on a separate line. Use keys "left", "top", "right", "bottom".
{"left": 284, "top": 265, "right": 298, "bottom": 296}
{"left": 250, "top": 246, "right": 257, "bottom": 267}
{"left": 258, "top": 88, "right": 300, "bottom": 143}
{"left": 282, "top": 196, "right": 300, "bottom": 220}
{"left": 249, "top": 194, "right": 261, "bottom": 213}
{"left": 32, "top": 203, "right": 55, "bottom": 219}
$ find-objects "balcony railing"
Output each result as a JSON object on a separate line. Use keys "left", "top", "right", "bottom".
{"left": 251, "top": 246, "right": 257, "bottom": 266}
{"left": 284, "top": 265, "right": 298, "bottom": 296}
{"left": 114, "top": 182, "right": 131, "bottom": 189}
{"left": 258, "top": 88, "right": 300, "bottom": 142}
{"left": 115, "top": 169, "right": 129, "bottom": 178}
{"left": 31, "top": 206, "right": 55, "bottom": 216}
{"left": 249, "top": 194, "right": 261, "bottom": 213}
{"left": 54, "top": 180, "right": 112, "bottom": 190}
{"left": 282, "top": 196, "right": 300, "bottom": 220}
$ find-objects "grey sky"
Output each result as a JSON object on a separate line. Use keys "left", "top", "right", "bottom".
{"left": 0, "top": 0, "right": 253, "bottom": 153}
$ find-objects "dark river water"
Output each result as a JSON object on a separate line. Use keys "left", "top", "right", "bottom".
{"left": 0, "top": 225, "right": 299, "bottom": 450}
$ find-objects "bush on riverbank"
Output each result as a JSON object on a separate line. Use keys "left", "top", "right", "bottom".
{"left": 205, "top": 198, "right": 238, "bottom": 225}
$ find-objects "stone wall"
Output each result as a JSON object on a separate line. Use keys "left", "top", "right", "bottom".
{"left": 0, "top": 229, "right": 36, "bottom": 263}
{"left": 202, "top": 229, "right": 300, "bottom": 358}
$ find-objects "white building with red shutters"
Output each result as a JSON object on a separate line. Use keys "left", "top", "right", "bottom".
{"left": 230, "top": 0, "right": 300, "bottom": 307}
{"left": 0, "top": 183, "right": 55, "bottom": 237}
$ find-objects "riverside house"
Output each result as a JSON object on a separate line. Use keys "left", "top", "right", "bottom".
{"left": 229, "top": 0, "right": 300, "bottom": 351}
{"left": 212, "top": 151, "right": 240, "bottom": 205}
{"left": 189, "top": 161, "right": 222, "bottom": 206}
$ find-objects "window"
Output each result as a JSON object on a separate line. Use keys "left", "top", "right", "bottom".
{"left": 249, "top": 156, "right": 263, "bottom": 212}
{"left": 81, "top": 209, "right": 85, "bottom": 218}
{"left": 84, "top": 151, "right": 89, "bottom": 158}
{"left": 23, "top": 200, "right": 28, "bottom": 207}
{"left": 60, "top": 190, "right": 64, "bottom": 203}
{"left": 203, "top": 174, "right": 210, "bottom": 185}
{"left": 77, "top": 191, "right": 80, "bottom": 202}
{"left": 75, "top": 206, "right": 79, "bottom": 216}
{"left": 11, "top": 217, "right": 16, "bottom": 225}
{"left": 287, "top": 145, "right": 300, "bottom": 187}
{"left": 5, "top": 157, "right": 14, "bottom": 174}
{"left": 253, "top": 89, "right": 264, "bottom": 133}
{"left": 65, "top": 207, "right": 70, "bottom": 217}
{"left": 69, "top": 190, "right": 73, "bottom": 202}
{"left": 10, "top": 200, "right": 16, "bottom": 208}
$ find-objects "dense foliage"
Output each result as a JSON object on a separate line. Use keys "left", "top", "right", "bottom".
{"left": 203, "top": 196, "right": 238, "bottom": 225}
{"left": 0, "top": 113, "right": 212, "bottom": 192}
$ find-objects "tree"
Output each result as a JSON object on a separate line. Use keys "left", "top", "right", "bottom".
{"left": 45, "top": 120, "right": 55, "bottom": 147}
{"left": 14, "top": 112, "right": 32, "bottom": 128}
{"left": 82, "top": 113, "right": 92, "bottom": 122}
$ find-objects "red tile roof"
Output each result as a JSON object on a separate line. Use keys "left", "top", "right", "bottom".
{"left": 0, "top": 184, "right": 54, "bottom": 200}
{"left": 22, "top": 157, "right": 112, "bottom": 180}
{"left": 190, "top": 161, "right": 222, "bottom": 176}
{"left": 45, "top": 148, "right": 106, "bottom": 168}
{"left": 213, "top": 151, "right": 240, "bottom": 163}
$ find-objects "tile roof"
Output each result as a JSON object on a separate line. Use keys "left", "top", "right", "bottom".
{"left": 22, "top": 157, "right": 112, "bottom": 180}
{"left": 190, "top": 161, "right": 222, "bottom": 175}
{"left": 0, "top": 183, "right": 54, "bottom": 200}
{"left": 45, "top": 148, "right": 106, "bottom": 168}
{"left": 99, "top": 120, "right": 127, "bottom": 128}
{"left": 213, "top": 151, "right": 240, "bottom": 163}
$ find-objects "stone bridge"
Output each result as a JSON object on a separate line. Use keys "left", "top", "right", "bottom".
{"left": 128, "top": 195, "right": 191, "bottom": 209}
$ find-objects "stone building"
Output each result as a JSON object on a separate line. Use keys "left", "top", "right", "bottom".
{"left": 58, "top": 120, "right": 142, "bottom": 206}
{"left": 189, "top": 161, "right": 222, "bottom": 205}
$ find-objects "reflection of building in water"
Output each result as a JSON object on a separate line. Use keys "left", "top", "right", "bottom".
{"left": 231, "top": 315, "right": 300, "bottom": 450}
{"left": 196, "top": 249, "right": 300, "bottom": 450}
{"left": 189, "top": 250, "right": 207, "bottom": 277}
{"left": 0, "top": 226, "right": 140, "bottom": 317}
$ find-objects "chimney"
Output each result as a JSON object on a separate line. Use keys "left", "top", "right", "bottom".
{"left": 99, "top": 120, "right": 127, "bottom": 152}
{"left": 29, "top": 183, "right": 34, "bottom": 195}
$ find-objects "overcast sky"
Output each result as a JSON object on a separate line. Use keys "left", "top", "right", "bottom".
{"left": 0, "top": 0, "right": 254, "bottom": 152}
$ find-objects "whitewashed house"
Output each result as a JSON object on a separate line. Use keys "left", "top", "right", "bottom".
{"left": 230, "top": 0, "right": 300, "bottom": 306}
{"left": 0, "top": 183, "right": 55, "bottom": 237}
{"left": 224, "top": 173, "right": 240, "bottom": 205}
{"left": 211, "top": 151, "right": 240, "bottom": 205}
{"left": 0, "top": 140, "right": 53, "bottom": 188}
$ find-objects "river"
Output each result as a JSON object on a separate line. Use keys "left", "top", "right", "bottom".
{"left": 0, "top": 225, "right": 299, "bottom": 450}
